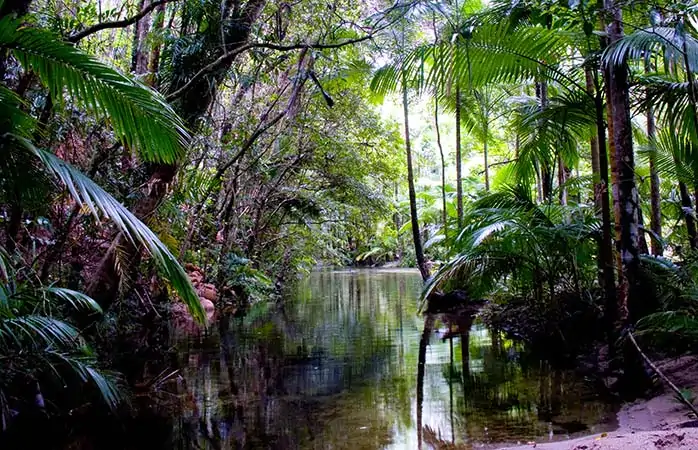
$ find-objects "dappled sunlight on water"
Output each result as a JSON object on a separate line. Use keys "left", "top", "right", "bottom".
{"left": 168, "top": 269, "right": 616, "bottom": 449}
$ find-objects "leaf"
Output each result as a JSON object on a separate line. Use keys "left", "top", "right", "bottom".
{"left": 0, "top": 16, "right": 190, "bottom": 164}
{"left": 43, "top": 287, "right": 103, "bottom": 313}
{"left": 8, "top": 137, "right": 206, "bottom": 325}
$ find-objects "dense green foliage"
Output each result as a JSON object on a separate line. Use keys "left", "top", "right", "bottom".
{"left": 3, "top": 0, "right": 698, "bottom": 440}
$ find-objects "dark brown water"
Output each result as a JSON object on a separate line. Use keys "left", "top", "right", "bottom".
{"left": 167, "top": 269, "right": 616, "bottom": 449}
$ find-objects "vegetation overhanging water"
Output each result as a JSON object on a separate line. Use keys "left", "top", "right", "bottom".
{"left": 3, "top": 0, "right": 698, "bottom": 447}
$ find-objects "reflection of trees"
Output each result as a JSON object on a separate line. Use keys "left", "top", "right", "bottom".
{"left": 428, "top": 320, "right": 612, "bottom": 446}
{"left": 417, "top": 315, "right": 433, "bottom": 450}
{"left": 172, "top": 270, "right": 425, "bottom": 449}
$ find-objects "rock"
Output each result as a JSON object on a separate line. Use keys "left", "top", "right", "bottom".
{"left": 201, "top": 299, "right": 215, "bottom": 321}
{"left": 184, "top": 263, "right": 202, "bottom": 273}
{"left": 199, "top": 283, "right": 218, "bottom": 302}
{"left": 189, "top": 272, "right": 204, "bottom": 284}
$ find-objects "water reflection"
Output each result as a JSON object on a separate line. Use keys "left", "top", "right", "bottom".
{"left": 167, "top": 269, "right": 615, "bottom": 449}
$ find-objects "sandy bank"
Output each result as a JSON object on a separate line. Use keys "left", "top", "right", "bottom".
{"left": 498, "top": 356, "right": 698, "bottom": 450}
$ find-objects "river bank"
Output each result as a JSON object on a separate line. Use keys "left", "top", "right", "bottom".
{"left": 500, "top": 356, "right": 698, "bottom": 450}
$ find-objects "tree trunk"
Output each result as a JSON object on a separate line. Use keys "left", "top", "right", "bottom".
{"left": 402, "top": 80, "right": 429, "bottom": 281}
{"left": 434, "top": 94, "right": 448, "bottom": 242}
{"left": 637, "top": 206, "right": 650, "bottom": 254}
{"left": 604, "top": 75, "right": 623, "bottom": 273}
{"left": 588, "top": 66, "right": 616, "bottom": 307}
{"left": 678, "top": 180, "right": 697, "bottom": 249}
{"left": 536, "top": 81, "right": 552, "bottom": 201}
{"left": 483, "top": 121, "right": 490, "bottom": 191}
{"left": 147, "top": 2, "right": 166, "bottom": 87}
{"left": 680, "top": 19, "right": 698, "bottom": 251}
{"left": 557, "top": 155, "right": 567, "bottom": 205}
{"left": 585, "top": 69, "right": 601, "bottom": 212}
{"left": 130, "top": 0, "right": 151, "bottom": 75}
{"left": 645, "top": 64, "right": 662, "bottom": 256}
{"left": 604, "top": 0, "right": 651, "bottom": 396}
{"left": 535, "top": 161, "right": 543, "bottom": 203}
{"left": 455, "top": 86, "right": 464, "bottom": 228}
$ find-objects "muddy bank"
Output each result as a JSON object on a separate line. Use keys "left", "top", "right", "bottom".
{"left": 499, "top": 356, "right": 698, "bottom": 450}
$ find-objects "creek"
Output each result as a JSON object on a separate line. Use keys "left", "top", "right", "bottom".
{"left": 163, "top": 268, "right": 618, "bottom": 449}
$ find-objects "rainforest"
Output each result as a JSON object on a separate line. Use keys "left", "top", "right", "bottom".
{"left": 2, "top": 0, "right": 698, "bottom": 448}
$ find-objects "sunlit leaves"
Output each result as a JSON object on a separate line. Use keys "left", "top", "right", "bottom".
{"left": 0, "top": 16, "right": 190, "bottom": 164}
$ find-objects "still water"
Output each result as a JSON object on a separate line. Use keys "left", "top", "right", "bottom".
{"left": 171, "top": 269, "right": 616, "bottom": 449}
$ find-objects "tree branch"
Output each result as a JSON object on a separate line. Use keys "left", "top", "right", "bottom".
{"left": 165, "top": 34, "right": 376, "bottom": 102}
{"left": 68, "top": 0, "right": 173, "bottom": 43}
{"left": 627, "top": 330, "right": 698, "bottom": 418}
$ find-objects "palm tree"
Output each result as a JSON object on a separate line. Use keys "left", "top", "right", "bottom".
{"left": 0, "top": 250, "right": 121, "bottom": 429}
{"left": 0, "top": 12, "right": 205, "bottom": 322}
{"left": 422, "top": 186, "right": 600, "bottom": 333}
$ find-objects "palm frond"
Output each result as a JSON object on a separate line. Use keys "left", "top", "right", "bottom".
{"left": 42, "top": 287, "right": 103, "bottom": 313}
{"left": 371, "top": 22, "right": 575, "bottom": 99}
{"left": 604, "top": 26, "right": 698, "bottom": 73}
{"left": 46, "top": 349, "right": 122, "bottom": 411}
{"left": 0, "top": 315, "right": 81, "bottom": 349}
{"left": 7, "top": 137, "right": 205, "bottom": 324}
{"left": 0, "top": 16, "right": 190, "bottom": 164}
{"left": 639, "top": 75, "right": 698, "bottom": 147}
{"left": 423, "top": 186, "right": 598, "bottom": 309}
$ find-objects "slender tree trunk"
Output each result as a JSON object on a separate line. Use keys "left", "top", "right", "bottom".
{"left": 678, "top": 180, "right": 697, "bottom": 249}
{"left": 536, "top": 81, "right": 552, "bottom": 201}
{"left": 591, "top": 66, "right": 617, "bottom": 341}
{"left": 535, "top": 161, "right": 543, "bottom": 203}
{"left": 393, "top": 181, "right": 401, "bottom": 234}
{"left": 584, "top": 67, "right": 616, "bottom": 290}
{"left": 586, "top": 69, "right": 601, "bottom": 212}
{"left": 483, "top": 121, "right": 490, "bottom": 191}
{"left": 680, "top": 19, "right": 698, "bottom": 251}
{"left": 558, "top": 156, "right": 567, "bottom": 205}
{"left": 130, "top": 0, "right": 151, "bottom": 74}
{"left": 455, "top": 86, "right": 464, "bottom": 228}
{"left": 637, "top": 207, "right": 650, "bottom": 254}
{"left": 434, "top": 96, "right": 448, "bottom": 242}
{"left": 402, "top": 80, "right": 429, "bottom": 281}
{"left": 606, "top": 0, "right": 639, "bottom": 322}
{"left": 603, "top": 74, "right": 624, "bottom": 272}
{"left": 147, "top": 2, "right": 166, "bottom": 87}
{"left": 645, "top": 63, "right": 662, "bottom": 255}
{"left": 604, "top": 0, "right": 651, "bottom": 396}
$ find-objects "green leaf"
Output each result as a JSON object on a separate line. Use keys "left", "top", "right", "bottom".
{"left": 0, "top": 16, "right": 190, "bottom": 164}
{"left": 8, "top": 137, "right": 206, "bottom": 325}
